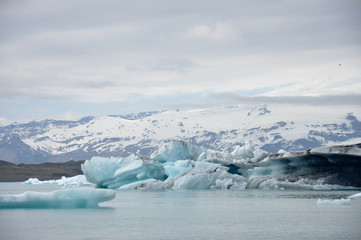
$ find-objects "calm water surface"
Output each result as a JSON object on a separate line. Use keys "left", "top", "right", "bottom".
{"left": 0, "top": 183, "right": 360, "bottom": 240}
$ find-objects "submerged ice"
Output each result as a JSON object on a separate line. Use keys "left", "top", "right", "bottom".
{"left": 0, "top": 188, "right": 116, "bottom": 208}
{"left": 81, "top": 140, "right": 361, "bottom": 190}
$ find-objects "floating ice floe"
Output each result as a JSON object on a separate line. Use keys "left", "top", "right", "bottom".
{"left": 0, "top": 188, "right": 116, "bottom": 208}
{"left": 317, "top": 198, "right": 351, "bottom": 206}
{"left": 24, "top": 175, "right": 94, "bottom": 188}
{"left": 347, "top": 192, "right": 361, "bottom": 199}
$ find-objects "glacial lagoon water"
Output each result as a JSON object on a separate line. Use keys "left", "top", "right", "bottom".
{"left": 0, "top": 183, "right": 360, "bottom": 240}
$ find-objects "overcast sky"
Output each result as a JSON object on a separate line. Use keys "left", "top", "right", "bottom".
{"left": 1, "top": 0, "right": 361, "bottom": 125}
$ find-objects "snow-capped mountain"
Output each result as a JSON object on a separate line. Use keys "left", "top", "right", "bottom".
{"left": 1, "top": 105, "right": 360, "bottom": 164}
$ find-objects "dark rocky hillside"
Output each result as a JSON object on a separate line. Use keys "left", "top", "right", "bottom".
{"left": 0, "top": 160, "right": 84, "bottom": 182}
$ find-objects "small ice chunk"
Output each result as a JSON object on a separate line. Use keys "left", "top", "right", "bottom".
{"left": 347, "top": 192, "right": 361, "bottom": 199}
{"left": 0, "top": 188, "right": 116, "bottom": 208}
{"left": 23, "top": 175, "right": 94, "bottom": 188}
{"left": 23, "top": 178, "right": 55, "bottom": 184}
{"left": 317, "top": 198, "right": 351, "bottom": 206}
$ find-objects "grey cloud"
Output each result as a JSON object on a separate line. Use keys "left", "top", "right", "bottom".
{"left": 2, "top": 0, "right": 360, "bottom": 57}
{"left": 1, "top": 0, "right": 361, "bottom": 119}
{"left": 72, "top": 80, "right": 117, "bottom": 89}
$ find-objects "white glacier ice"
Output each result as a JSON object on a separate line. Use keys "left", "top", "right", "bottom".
{"left": 118, "top": 179, "right": 163, "bottom": 190}
{"left": 231, "top": 141, "right": 268, "bottom": 163}
{"left": 0, "top": 188, "right": 116, "bottom": 208}
{"left": 317, "top": 198, "right": 351, "bottom": 206}
{"left": 24, "top": 175, "right": 94, "bottom": 188}
{"left": 55, "top": 175, "right": 95, "bottom": 188}
{"left": 197, "top": 150, "right": 233, "bottom": 165}
{"left": 232, "top": 141, "right": 254, "bottom": 159}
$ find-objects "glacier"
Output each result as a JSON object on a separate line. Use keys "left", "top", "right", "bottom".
{"left": 0, "top": 188, "right": 116, "bottom": 208}
{"left": 81, "top": 140, "right": 361, "bottom": 190}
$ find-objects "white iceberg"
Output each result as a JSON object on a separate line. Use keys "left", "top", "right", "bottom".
{"left": 24, "top": 175, "right": 94, "bottom": 188}
{"left": 317, "top": 198, "right": 351, "bottom": 206}
{"left": 231, "top": 141, "right": 268, "bottom": 163}
{"left": 232, "top": 141, "right": 255, "bottom": 159}
{"left": 24, "top": 178, "right": 56, "bottom": 184}
{"left": 0, "top": 188, "right": 116, "bottom": 208}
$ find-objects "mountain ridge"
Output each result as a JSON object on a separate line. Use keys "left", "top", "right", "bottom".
{"left": 1, "top": 104, "right": 360, "bottom": 164}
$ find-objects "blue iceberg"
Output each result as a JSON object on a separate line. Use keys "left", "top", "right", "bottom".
{"left": 81, "top": 154, "right": 164, "bottom": 188}
{"left": 81, "top": 140, "right": 361, "bottom": 190}
{"left": 81, "top": 141, "right": 252, "bottom": 189}
{"left": 0, "top": 188, "right": 116, "bottom": 208}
